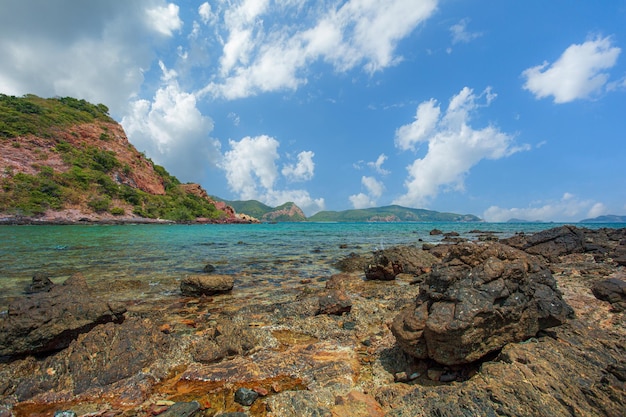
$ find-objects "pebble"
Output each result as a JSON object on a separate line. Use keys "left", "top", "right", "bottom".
{"left": 234, "top": 387, "right": 259, "bottom": 406}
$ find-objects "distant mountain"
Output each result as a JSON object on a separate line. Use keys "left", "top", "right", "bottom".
{"left": 215, "top": 199, "right": 306, "bottom": 222}
{"left": 307, "top": 205, "right": 481, "bottom": 222}
{"left": 579, "top": 215, "right": 626, "bottom": 223}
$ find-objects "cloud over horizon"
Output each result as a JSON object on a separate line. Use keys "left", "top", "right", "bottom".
{"left": 221, "top": 135, "right": 324, "bottom": 215}
{"left": 483, "top": 193, "right": 608, "bottom": 222}
{"left": 393, "top": 87, "right": 530, "bottom": 208}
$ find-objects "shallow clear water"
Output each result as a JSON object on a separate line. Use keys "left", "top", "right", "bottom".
{"left": 1, "top": 222, "right": 623, "bottom": 309}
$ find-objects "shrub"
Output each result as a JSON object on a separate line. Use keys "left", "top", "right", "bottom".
{"left": 110, "top": 207, "right": 125, "bottom": 216}
{"left": 87, "top": 196, "right": 111, "bottom": 212}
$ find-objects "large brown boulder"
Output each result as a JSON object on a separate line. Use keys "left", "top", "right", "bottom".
{"left": 391, "top": 242, "right": 573, "bottom": 365}
{"left": 180, "top": 274, "right": 234, "bottom": 296}
{"left": 0, "top": 273, "right": 126, "bottom": 358}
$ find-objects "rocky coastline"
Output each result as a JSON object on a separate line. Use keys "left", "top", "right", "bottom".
{"left": 0, "top": 225, "right": 624, "bottom": 416}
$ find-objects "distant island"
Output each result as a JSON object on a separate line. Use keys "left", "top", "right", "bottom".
{"left": 579, "top": 215, "right": 626, "bottom": 223}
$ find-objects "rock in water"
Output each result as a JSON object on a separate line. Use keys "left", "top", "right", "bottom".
{"left": 391, "top": 242, "right": 573, "bottom": 365}
{"left": 180, "top": 274, "right": 234, "bottom": 296}
{"left": 0, "top": 273, "right": 126, "bottom": 358}
{"left": 26, "top": 272, "right": 54, "bottom": 293}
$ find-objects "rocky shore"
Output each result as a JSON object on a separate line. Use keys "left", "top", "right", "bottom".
{"left": 0, "top": 226, "right": 624, "bottom": 416}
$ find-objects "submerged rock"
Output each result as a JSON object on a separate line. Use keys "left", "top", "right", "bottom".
{"left": 26, "top": 272, "right": 54, "bottom": 293}
{"left": 181, "top": 274, "right": 234, "bottom": 296}
{"left": 391, "top": 242, "right": 573, "bottom": 365}
{"left": 0, "top": 273, "right": 126, "bottom": 358}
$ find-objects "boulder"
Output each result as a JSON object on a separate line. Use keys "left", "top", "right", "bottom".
{"left": 0, "top": 273, "right": 126, "bottom": 358}
{"left": 592, "top": 277, "right": 626, "bottom": 311}
{"left": 391, "top": 242, "right": 573, "bottom": 365}
{"left": 26, "top": 272, "right": 54, "bottom": 293}
{"left": 181, "top": 274, "right": 234, "bottom": 296}
{"left": 365, "top": 246, "right": 436, "bottom": 280}
{"left": 317, "top": 290, "right": 352, "bottom": 315}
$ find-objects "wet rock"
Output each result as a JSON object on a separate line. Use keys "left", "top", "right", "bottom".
{"left": 54, "top": 411, "right": 77, "bottom": 417}
{"left": 592, "top": 277, "right": 626, "bottom": 311}
{"left": 192, "top": 319, "right": 259, "bottom": 364}
{"left": 26, "top": 272, "right": 54, "bottom": 293}
{"left": 9, "top": 317, "right": 169, "bottom": 401}
{"left": 430, "top": 229, "right": 443, "bottom": 235}
{"left": 391, "top": 242, "right": 573, "bottom": 365}
{"left": 331, "top": 391, "right": 385, "bottom": 417}
{"left": 0, "top": 273, "right": 126, "bottom": 358}
{"left": 234, "top": 387, "right": 259, "bottom": 406}
{"left": 502, "top": 225, "right": 626, "bottom": 263}
{"left": 181, "top": 274, "right": 234, "bottom": 296}
{"left": 159, "top": 401, "right": 201, "bottom": 417}
{"left": 365, "top": 253, "right": 401, "bottom": 280}
{"left": 203, "top": 263, "right": 216, "bottom": 273}
{"left": 317, "top": 290, "right": 352, "bottom": 315}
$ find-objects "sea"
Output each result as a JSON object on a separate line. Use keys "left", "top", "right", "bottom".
{"left": 1, "top": 222, "right": 624, "bottom": 311}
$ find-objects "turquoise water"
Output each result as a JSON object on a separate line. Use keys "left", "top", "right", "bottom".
{"left": 1, "top": 222, "right": 624, "bottom": 309}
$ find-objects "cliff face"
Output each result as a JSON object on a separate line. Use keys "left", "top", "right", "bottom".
{"left": 0, "top": 94, "right": 242, "bottom": 223}
{"left": 1, "top": 122, "right": 166, "bottom": 195}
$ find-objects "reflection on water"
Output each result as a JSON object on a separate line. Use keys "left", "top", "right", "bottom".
{"left": 1, "top": 222, "right": 622, "bottom": 311}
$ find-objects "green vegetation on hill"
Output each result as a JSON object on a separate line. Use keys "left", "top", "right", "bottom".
{"left": 308, "top": 205, "right": 481, "bottom": 222}
{"left": 0, "top": 94, "right": 114, "bottom": 138}
{"left": 0, "top": 95, "right": 223, "bottom": 221}
{"left": 215, "top": 199, "right": 306, "bottom": 222}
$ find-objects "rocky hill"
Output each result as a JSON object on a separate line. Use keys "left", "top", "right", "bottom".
{"left": 217, "top": 199, "right": 306, "bottom": 222}
{"left": 0, "top": 94, "right": 249, "bottom": 223}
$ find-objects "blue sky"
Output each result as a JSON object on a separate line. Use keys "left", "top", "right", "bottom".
{"left": 1, "top": 1, "right": 625, "bottom": 221}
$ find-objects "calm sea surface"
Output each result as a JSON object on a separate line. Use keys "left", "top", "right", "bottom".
{"left": 1, "top": 222, "right": 624, "bottom": 310}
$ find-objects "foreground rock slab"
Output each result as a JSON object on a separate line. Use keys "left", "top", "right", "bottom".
{"left": 392, "top": 241, "right": 573, "bottom": 365}
{"left": 0, "top": 273, "right": 126, "bottom": 358}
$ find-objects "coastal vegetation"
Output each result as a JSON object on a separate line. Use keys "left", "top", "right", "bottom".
{"left": 308, "top": 205, "right": 481, "bottom": 222}
{"left": 0, "top": 94, "right": 224, "bottom": 221}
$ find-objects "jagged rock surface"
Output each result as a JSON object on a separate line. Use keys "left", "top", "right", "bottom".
{"left": 0, "top": 273, "right": 126, "bottom": 358}
{"left": 391, "top": 242, "right": 573, "bottom": 365}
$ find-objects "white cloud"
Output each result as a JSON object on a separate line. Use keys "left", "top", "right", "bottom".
{"left": 199, "top": 0, "right": 438, "bottom": 99}
{"left": 362, "top": 176, "right": 384, "bottom": 198}
{"left": 282, "top": 151, "right": 315, "bottom": 182}
{"left": 395, "top": 99, "right": 440, "bottom": 151}
{"left": 0, "top": 0, "right": 179, "bottom": 117}
{"left": 350, "top": 193, "right": 376, "bottom": 209}
{"left": 394, "top": 87, "right": 529, "bottom": 208}
{"left": 522, "top": 35, "right": 621, "bottom": 103}
{"left": 450, "top": 18, "right": 482, "bottom": 45}
{"left": 198, "top": 2, "right": 216, "bottom": 25}
{"left": 145, "top": 3, "right": 183, "bottom": 37}
{"left": 483, "top": 193, "right": 607, "bottom": 222}
{"left": 121, "top": 62, "right": 220, "bottom": 183}
{"left": 367, "top": 153, "right": 391, "bottom": 175}
{"left": 349, "top": 176, "right": 385, "bottom": 208}
{"left": 221, "top": 135, "right": 280, "bottom": 199}
{"left": 220, "top": 135, "right": 323, "bottom": 215}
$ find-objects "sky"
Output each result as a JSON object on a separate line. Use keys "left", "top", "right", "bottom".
{"left": 1, "top": 1, "right": 625, "bottom": 221}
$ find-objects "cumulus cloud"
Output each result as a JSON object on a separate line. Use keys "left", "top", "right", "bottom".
{"left": 145, "top": 3, "right": 183, "bottom": 37}
{"left": 394, "top": 87, "right": 529, "bottom": 208}
{"left": 121, "top": 62, "right": 220, "bottom": 183}
{"left": 450, "top": 18, "right": 482, "bottom": 45}
{"left": 349, "top": 176, "right": 385, "bottom": 209}
{"left": 282, "top": 151, "right": 315, "bottom": 182}
{"left": 483, "top": 193, "right": 608, "bottom": 222}
{"left": 220, "top": 135, "right": 324, "bottom": 215}
{"left": 522, "top": 35, "right": 621, "bottom": 103}
{"left": 368, "top": 154, "right": 391, "bottom": 175}
{"left": 0, "top": 0, "right": 181, "bottom": 116}
{"left": 199, "top": 0, "right": 438, "bottom": 99}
